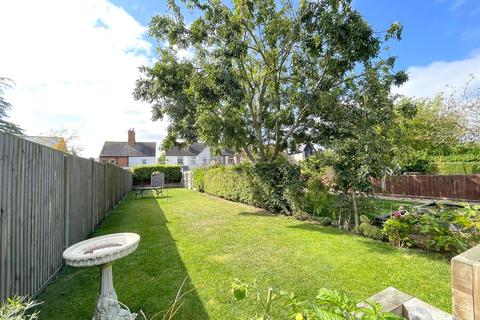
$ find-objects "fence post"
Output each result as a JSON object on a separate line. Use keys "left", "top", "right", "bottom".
{"left": 63, "top": 155, "right": 69, "bottom": 249}
{"left": 452, "top": 245, "right": 480, "bottom": 319}
{"left": 91, "top": 159, "right": 95, "bottom": 233}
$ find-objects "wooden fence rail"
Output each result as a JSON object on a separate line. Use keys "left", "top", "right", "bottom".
{"left": 373, "top": 174, "right": 480, "bottom": 201}
{"left": 0, "top": 132, "right": 132, "bottom": 301}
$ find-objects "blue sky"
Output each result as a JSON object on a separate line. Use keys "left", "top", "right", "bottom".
{"left": 1, "top": 0, "right": 479, "bottom": 157}
{"left": 110, "top": 0, "right": 480, "bottom": 70}
{"left": 355, "top": 0, "right": 480, "bottom": 69}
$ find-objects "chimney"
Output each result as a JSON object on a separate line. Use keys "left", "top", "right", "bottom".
{"left": 128, "top": 128, "right": 135, "bottom": 146}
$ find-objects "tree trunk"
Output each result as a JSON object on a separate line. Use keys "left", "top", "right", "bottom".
{"left": 352, "top": 190, "right": 359, "bottom": 227}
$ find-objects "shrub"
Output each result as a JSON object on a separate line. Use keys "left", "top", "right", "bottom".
{"left": 131, "top": 164, "right": 182, "bottom": 185}
{"left": 355, "top": 215, "right": 385, "bottom": 240}
{"left": 232, "top": 279, "right": 403, "bottom": 320}
{"left": 192, "top": 167, "right": 207, "bottom": 192}
{"left": 315, "top": 216, "right": 332, "bottom": 226}
{"left": 382, "top": 217, "right": 413, "bottom": 248}
{"left": 303, "top": 177, "right": 335, "bottom": 217}
{"left": 197, "top": 161, "right": 304, "bottom": 215}
{"left": 361, "top": 224, "right": 385, "bottom": 241}
{"left": 382, "top": 204, "right": 480, "bottom": 255}
{"left": 0, "top": 296, "right": 41, "bottom": 319}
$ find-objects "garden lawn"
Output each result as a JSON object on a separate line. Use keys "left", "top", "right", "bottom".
{"left": 38, "top": 189, "right": 451, "bottom": 319}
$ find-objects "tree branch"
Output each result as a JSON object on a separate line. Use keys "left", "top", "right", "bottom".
{"left": 243, "top": 146, "right": 256, "bottom": 163}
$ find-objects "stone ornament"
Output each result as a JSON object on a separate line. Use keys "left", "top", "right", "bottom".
{"left": 63, "top": 233, "right": 140, "bottom": 320}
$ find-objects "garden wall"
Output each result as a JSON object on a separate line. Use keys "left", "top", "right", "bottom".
{"left": 0, "top": 132, "right": 132, "bottom": 301}
{"left": 373, "top": 174, "right": 480, "bottom": 201}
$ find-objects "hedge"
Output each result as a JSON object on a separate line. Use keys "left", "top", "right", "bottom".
{"left": 131, "top": 164, "right": 182, "bottom": 185}
{"left": 194, "top": 161, "right": 304, "bottom": 215}
{"left": 192, "top": 167, "right": 207, "bottom": 192}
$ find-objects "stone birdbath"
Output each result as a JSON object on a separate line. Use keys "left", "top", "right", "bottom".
{"left": 63, "top": 233, "right": 140, "bottom": 320}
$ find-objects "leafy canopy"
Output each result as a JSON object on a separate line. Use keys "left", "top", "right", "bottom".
{"left": 134, "top": 0, "right": 407, "bottom": 162}
{"left": 0, "top": 78, "right": 23, "bottom": 135}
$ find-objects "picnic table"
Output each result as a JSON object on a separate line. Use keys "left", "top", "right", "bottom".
{"left": 133, "top": 172, "right": 167, "bottom": 199}
{"left": 133, "top": 186, "right": 163, "bottom": 198}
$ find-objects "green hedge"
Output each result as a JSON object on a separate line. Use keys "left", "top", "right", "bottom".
{"left": 192, "top": 167, "right": 207, "bottom": 192}
{"left": 131, "top": 164, "right": 182, "bottom": 184}
{"left": 195, "top": 161, "right": 304, "bottom": 215}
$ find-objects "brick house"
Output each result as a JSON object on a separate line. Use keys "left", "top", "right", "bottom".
{"left": 99, "top": 129, "right": 156, "bottom": 168}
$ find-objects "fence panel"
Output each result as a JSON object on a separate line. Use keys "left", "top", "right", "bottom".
{"left": 0, "top": 132, "right": 132, "bottom": 301}
{"left": 374, "top": 174, "right": 480, "bottom": 201}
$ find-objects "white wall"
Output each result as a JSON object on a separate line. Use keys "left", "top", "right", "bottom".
{"left": 165, "top": 148, "right": 212, "bottom": 169}
{"left": 165, "top": 155, "right": 178, "bottom": 166}
{"left": 165, "top": 155, "right": 196, "bottom": 167}
{"left": 197, "top": 147, "right": 211, "bottom": 166}
{"left": 128, "top": 156, "right": 156, "bottom": 167}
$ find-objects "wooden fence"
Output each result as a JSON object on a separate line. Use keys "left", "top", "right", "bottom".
{"left": 0, "top": 132, "right": 132, "bottom": 301}
{"left": 373, "top": 174, "right": 480, "bottom": 201}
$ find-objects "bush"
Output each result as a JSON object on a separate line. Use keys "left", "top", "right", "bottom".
{"left": 315, "top": 216, "right": 333, "bottom": 226}
{"left": 355, "top": 215, "right": 385, "bottom": 240}
{"left": 131, "top": 164, "right": 182, "bottom": 185}
{"left": 0, "top": 296, "right": 41, "bottom": 319}
{"left": 196, "top": 161, "right": 304, "bottom": 215}
{"left": 382, "top": 217, "right": 413, "bottom": 248}
{"left": 382, "top": 204, "right": 480, "bottom": 255}
{"left": 192, "top": 167, "right": 207, "bottom": 192}
{"left": 232, "top": 279, "right": 403, "bottom": 320}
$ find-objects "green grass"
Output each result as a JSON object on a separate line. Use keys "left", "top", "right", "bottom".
{"left": 305, "top": 193, "right": 420, "bottom": 219}
{"left": 38, "top": 189, "right": 451, "bottom": 319}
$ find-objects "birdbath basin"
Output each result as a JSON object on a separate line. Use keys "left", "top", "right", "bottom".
{"left": 63, "top": 233, "right": 140, "bottom": 320}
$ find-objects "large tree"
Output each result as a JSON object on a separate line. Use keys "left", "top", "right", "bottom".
{"left": 0, "top": 77, "right": 23, "bottom": 135}
{"left": 134, "top": 0, "right": 407, "bottom": 162}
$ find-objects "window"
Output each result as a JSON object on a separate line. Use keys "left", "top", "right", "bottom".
{"left": 227, "top": 157, "right": 234, "bottom": 165}
{"left": 141, "top": 159, "right": 147, "bottom": 165}
{"left": 190, "top": 157, "right": 196, "bottom": 165}
{"left": 109, "top": 159, "right": 116, "bottom": 165}
{"left": 177, "top": 156, "right": 184, "bottom": 165}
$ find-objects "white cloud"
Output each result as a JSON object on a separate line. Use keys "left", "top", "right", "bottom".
{"left": 395, "top": 51, "right": 480, "bottom": 98}
{"left": 0, "top": 0, "right": 168, "bottom": 158}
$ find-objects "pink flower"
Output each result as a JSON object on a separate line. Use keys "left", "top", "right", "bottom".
{"left": 392, "top": 211, "right": 403, "bottom": 218}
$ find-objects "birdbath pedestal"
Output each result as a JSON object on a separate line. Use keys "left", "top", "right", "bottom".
{"left": 63, "top": 233, "right": 140, "bottom": 320}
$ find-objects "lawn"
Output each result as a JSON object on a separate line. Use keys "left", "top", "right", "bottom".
{"left": 38, "top": 189, "right": 451, "bottom": 319}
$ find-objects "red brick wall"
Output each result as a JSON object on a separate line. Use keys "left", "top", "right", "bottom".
{"left": 99, "top": 156, "right": 129, "bottom": 168}
{"left": 117, "top": 157, "right": 128, "bottom": 167}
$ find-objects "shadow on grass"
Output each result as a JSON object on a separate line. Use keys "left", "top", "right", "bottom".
{"left": 37, "top": 195, "right": 209, "bottom": 320}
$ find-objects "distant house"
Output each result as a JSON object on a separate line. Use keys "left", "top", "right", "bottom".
{"left": 165, "top": 142, "right": 234, "bottom": 170}
{"left": 287, "top": 143, "right": 316, "bottom": 163}
{"left": 99, "top": 129, "right": 156, "bottom": 168}
{"left": 24, "top": 136, "right": 68, "bottom": 152}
